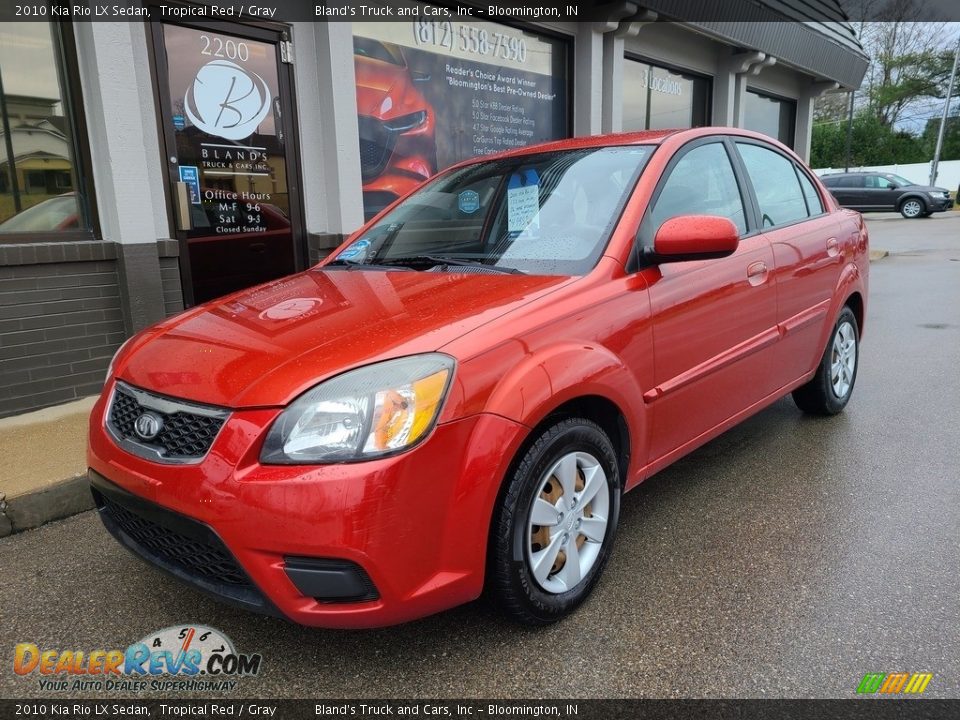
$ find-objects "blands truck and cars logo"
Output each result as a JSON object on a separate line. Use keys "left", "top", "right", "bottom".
{"left": 185, "top": 60, "right": 272, "bottom": 141}
{"left": 13, "top": 625, "right": 261, "bottom": 693}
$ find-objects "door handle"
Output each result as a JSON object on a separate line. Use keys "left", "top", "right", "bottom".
{"left": 747, "top": 261, "right": 768, "bottom": 286}
{"left": 173, "top": 182, "right": 192, "bottom": 231}
{"left": 826, "top": 237, "right": 840, "bottom": 257}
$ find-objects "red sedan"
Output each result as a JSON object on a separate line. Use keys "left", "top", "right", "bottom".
{"left": 88, "top": 128, "right": 868, "bottom": 628}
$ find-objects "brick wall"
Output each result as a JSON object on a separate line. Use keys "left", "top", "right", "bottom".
{"left": 0, "top": 242, "right": 124, "bottom": 417}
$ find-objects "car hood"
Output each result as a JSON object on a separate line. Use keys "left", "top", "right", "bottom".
{"left": 117, "top": 269, "right": 570, "bottom": 408}
{"left": 903, "top": 184, "right": 950, "bottom": 193}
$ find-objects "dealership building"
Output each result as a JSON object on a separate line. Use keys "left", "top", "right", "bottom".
{"left": 0, "top": 1, "right": 868, "bottom": 417}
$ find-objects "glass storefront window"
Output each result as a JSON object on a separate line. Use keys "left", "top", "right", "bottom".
{"left": 0, "top": 22, "right": 87, "bottom": 235}
{"left": 353, "top": 16, "right": 569, "bottom": 221}
{"left": 744, "top": 90, "right": 797, "bottom": 148}
{"left": 623, "top": 58, "right": 710, "bottom": 131}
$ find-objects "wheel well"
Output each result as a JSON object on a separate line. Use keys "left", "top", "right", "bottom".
{"left": 845, "top": 291, "right": 864, "bottom": 334}
{"left": 536, "top": 395, "right": 631, "bottom": 486}
{"left": 899, "top": 194, "right": 927, "bottom": 209}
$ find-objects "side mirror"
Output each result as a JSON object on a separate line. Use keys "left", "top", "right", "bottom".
{"left": 647, "top": 215, "right": 739, "bottom": 263}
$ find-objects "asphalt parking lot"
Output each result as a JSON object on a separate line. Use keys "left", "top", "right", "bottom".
{"left": 2, "top": 213, "right": 958, "bottom": 699}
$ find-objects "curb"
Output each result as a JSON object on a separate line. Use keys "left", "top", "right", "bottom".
{"left": 0, "top": 473, "right": 94, "bottom": 538}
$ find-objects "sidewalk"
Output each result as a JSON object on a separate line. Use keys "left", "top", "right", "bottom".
{"left": 0, "top": 396, "right": 97, "bottom": 537}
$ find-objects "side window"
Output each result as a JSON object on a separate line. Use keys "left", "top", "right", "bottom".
{"left": 821, "top": 176, "right": 838, "bottom": 188}
{"left": 796, "top": 167, "right": 824, "bottom": 215}
{"left": 736, "top": 143, "right": 808, "bottom": 227}
{"left": 648, "top": 143, "right": 747, "bottom": 236}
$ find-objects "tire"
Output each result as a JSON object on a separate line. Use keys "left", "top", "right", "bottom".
{"left": 488, "top": 418, "right": 621, "bottom": 625}
{"left": 792, "top": 306, "right": 860, "bottom": 415}
{"left": 899, "top": 198, "right": 925, "bottom": 218}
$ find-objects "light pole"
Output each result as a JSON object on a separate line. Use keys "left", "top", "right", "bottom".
{"left": 930, "top": 34, "right": 960, "bottom": 187}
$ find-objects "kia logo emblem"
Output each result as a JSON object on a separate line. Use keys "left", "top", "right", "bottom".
{"left": 185, "top": 60, "right": 272, "bottom": 141}
{"left": 134, "top": 412, "right": 164, "bottom": 441}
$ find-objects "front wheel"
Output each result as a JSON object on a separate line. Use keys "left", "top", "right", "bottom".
{"left": 792, "top": 306, "right": 860, "bottom": 415}
{"left": 900, "top": 198, "right": 925, "bottom": 218}
{"left": 488, "top": 418, "right": 621, "bottom": 625}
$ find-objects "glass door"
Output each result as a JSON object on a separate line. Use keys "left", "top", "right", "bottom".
{"left": 153, "top": 21, "right": 303, "bottom": 305}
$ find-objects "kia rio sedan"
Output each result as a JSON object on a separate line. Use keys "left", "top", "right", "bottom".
{"left": 89, "top": 128, "right": 868, "bottom": 628}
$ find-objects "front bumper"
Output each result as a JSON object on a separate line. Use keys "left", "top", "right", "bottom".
{"left": 88, "top": 380, "right": 527, "bottom": 628}
{"left": 931, "top": 197, "right": 954, "bottom": 211}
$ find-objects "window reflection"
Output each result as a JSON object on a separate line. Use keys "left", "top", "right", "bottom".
{"left": 0, "top": 22, "right": 82, "bottom": 233}
{"left": 744, "top": 90, "right": 796, "bottom": 148}
{"left": 623, "top": 59, "right": 710, "bottom": 131}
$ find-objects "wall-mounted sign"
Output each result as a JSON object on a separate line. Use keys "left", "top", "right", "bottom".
{"left": 353, "top": 15, "right": 568, "bottom": 219}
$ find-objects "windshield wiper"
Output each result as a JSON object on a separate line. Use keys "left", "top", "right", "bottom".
{"left": 322, "top": 259, "right": 414, "bottom": 271}
{"left": 381, "top": 255, "right": 525, "bottom": 274}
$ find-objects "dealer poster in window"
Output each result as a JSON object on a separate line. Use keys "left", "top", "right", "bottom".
{"left": 353, "top": 16, "right": 568, "bottom": 220}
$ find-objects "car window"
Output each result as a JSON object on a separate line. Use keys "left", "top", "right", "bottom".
{"left": 866, "top": 175, "right": 896, "bottom": 189}
{"left": 821, "top": 176, "right": 839, "bottom": 187}
{"left": 736, "top": 143, "right": 808, "bottom": 227}
{"left": 796, "top": 168, "right": 824, "bottom": 215}
{"left": 832, "top": 175, "right": 862, "bottom": 189}
{"left": 648, "top": 142, "right": 746, "bottom": 235}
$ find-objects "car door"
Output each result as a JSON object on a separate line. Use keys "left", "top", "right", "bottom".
{"left": 830, "top": 175, "right": 865, "bottom": 209}
{"left": 638, "top": 138, "right": 778, "bottom": 463}
{"left": 733, "top": 140, "right": 844, "bottom": 387}
{"left": 863, "top": 174, "right": 900, "bottom": 210}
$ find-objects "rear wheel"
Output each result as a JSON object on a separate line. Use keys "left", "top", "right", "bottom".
{"left": 792, "top": 306, "right": 859, "bottom": 415}
{"left": 488, "top": 418, "right": 621, "bottom": 625}
{"left": 900, "top": 198, "right": 925, "bottom": 218}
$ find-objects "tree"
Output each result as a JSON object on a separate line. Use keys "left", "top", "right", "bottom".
{"left": 811, "top": 112, "right": 926, "bottom": 168}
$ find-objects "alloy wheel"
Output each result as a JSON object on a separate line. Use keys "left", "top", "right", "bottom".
{"left": 902, "top": 200, "right": 923, "bottom": 218}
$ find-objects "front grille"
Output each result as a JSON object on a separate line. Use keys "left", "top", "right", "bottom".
{"left": 90, "top": 470, "right": 283, "bottom": 619}
{"left": 99, "top": 493, "right": 249, "bottom": 586}
{"left": 107, "top": 382, "right": 228, "bottom": 463}
{"left": 358, "top": 115, "right": 396, "bottom": 182}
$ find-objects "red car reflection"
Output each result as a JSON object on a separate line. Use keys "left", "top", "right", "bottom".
{"left": 354, "top": 37, "right": 437, "bottom": 220}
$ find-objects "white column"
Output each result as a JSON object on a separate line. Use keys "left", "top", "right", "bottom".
{"left": 73, "top": 23, "right": 169, "bottom": 246}
{"left": 713, "top": 51, "right": 764, "bottom": 128}
{"left": 574, "top": 24, "right": 605, "bottom": 136}
{"left": 293, "top": 22, "right": 364, "bottom": 239}
{"left": 795, "top": 81, "right": 840, "bottom": 161}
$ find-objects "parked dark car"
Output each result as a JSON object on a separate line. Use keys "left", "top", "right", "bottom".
{"left": 820, "top": 171, "right": 953, "bottom": 218}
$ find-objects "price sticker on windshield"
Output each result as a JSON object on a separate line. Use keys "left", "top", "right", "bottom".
{"left": 507, "top": 169, "right": 540, "bottom": 235}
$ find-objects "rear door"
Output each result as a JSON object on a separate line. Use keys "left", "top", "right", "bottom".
{"left": 639, "top": 138, "right": 778, "bottom": 462}
{"left": 826, "top": 175, "right": 864, "bottom": 209}
{"left": 733, "top": 140, "right": 844, "bottom": 387}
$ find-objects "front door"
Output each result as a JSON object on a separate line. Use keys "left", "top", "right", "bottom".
{"left": 152, "top": 21, "right": 304, "bottom": 306}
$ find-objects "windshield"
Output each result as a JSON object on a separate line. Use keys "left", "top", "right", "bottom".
{"left": 887, "top": 174, "right": 914, "bottom": 187}
{"left": 329, "top": 146, "right": 653, "bottom": 275}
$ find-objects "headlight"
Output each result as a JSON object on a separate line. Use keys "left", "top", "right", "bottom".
{"left": 383, "top": 111, "right": 427, "bottom": 132}
{"left": 928, "top": 191, "right": 947, "bottom": 199}
{"left": 260, "top": 354, "right": 454, "bottom": 464}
